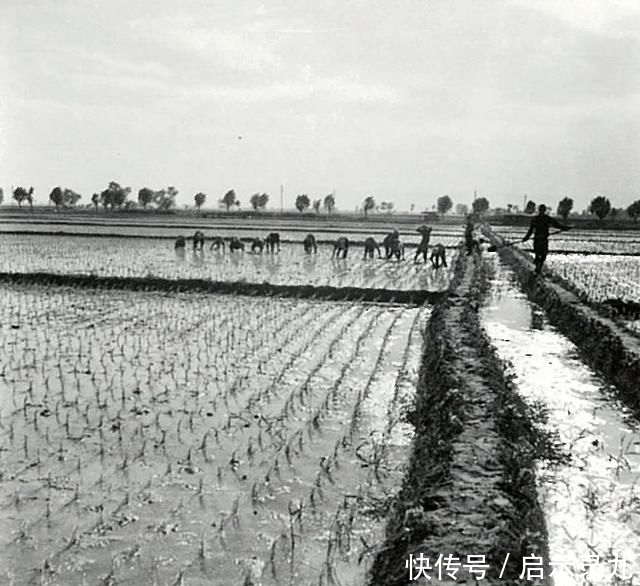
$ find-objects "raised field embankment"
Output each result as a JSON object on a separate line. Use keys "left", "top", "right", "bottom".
{"left": 0, "top": 271, "right": 445, "bottom": 305}
{"left": 370, "top": 250, "right": 552, "bottom": 585}
{"left": 483, "top": 228, "right": 640, "bottom": 414}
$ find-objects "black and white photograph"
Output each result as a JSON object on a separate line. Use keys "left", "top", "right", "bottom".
{"left": 1, "top": 1, "right": 640, "bottom": 584}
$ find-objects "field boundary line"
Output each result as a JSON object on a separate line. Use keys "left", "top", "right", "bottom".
{"left": 0, "top": 271, "right": 447, "bottom": 306}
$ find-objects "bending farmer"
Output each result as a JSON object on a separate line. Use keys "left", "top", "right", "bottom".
{"left": 522, "top": 204, "right": 569, "bottom": 275}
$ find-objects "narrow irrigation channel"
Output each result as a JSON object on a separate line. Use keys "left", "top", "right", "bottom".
{"left": 481, "top": 255, "right": 640, "bottom": 586}
{"left": 370, "top": 251, "right": 551, "bottom": 586}
{"left": 482, "top": 227, "right": 640, "bottom": 407}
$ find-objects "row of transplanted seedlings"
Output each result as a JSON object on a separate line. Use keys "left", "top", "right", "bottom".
{"left": 0, "top": 236, "right": 457, "bottom": 292}
{"left": 546, "top": 255, "right": 640, "bottom": 304}
{"left": 493, "top": 229, "right": 640, "bottom": 255}
{"left": 22, "top": 290, "right": 410, "bottom": 580}
{"left": 0, "top": 284, "right": 428, "bottom": 585}
{"left": 232, "top": 304, "right": 429, "bottom": 585}
{"left": 1, "top": 286, "right": 322, "bottom": 584}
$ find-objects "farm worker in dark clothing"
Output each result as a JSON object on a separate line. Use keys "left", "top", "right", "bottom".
{"left": 522, "top": 204, "right": 570, "bottom": 275}
{"left": 464, "top": 216, "right": 479, "bottom": 255}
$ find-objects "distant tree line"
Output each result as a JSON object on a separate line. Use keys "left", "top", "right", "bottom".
{"left": 11, "top": 186, "right": 35, "bottom": 209}
{"left": 3, "top": 184, "right": 640, "bottom": 221}
{"left": 1, "top": 184, "right": 343, "bottom": 215}
{"left": 520, "top": 195, "right": 640, "bottom": 222}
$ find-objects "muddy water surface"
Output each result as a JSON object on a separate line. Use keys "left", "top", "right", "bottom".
{"left": 0, "top": 285, "right": 428, "bottom": 586}
{"left": 481, "top": 257, "right": 640, "bottom": 586}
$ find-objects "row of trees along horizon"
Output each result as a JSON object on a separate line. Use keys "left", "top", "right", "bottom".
{"left": 2, "top": 185, "right": 640, "bottom": 222}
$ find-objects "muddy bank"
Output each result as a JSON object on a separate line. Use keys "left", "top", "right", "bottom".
{"left": 484, "top": 229, "right": 640, "bottom": 414}
{"left": 0, "top": 271, "right": 446, "bottom": 305}
{"left": 370, "top": 251, "right": 552, "bottom": 585}
{"left": 481, "top": 256, "right": 640, "bottom": 585}
{"left": 599, "top": 298, "right": 640, "bottom": 319}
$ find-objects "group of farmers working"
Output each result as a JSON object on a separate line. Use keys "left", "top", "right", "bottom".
{"left": 174, "top": 226, "right": 454, "bottom": 268}
{"left": 173, "top": 205, "right": 569, "bottom": 275}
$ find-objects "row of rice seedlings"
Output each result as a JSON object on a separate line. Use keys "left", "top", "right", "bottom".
{"left": 313, "top": 322, "right": 410, "bottom": 564}
{"left": 547, "top": 256, "right": 640, "bottom": 303}
{"left": 207, "top": 304, "right": 363, "bottom": 487}
{"left": 493, "top": 229, "right": 640, "bottom": 255}
{"left": 1, "top": 286, "right": 308, "bottom": 450}
{"left": 347, "top": 310, "right": 404, "bottom": 446}
{"left": 189, "top": 300, "right": 335, "bottom": 431}
{"left": 245, "top": 304, "right": 370, "bottom": 453}
{"left": 311, "top": 312, "right": 430, "bottom": 577}
{"left": 268, "top": 312, "right": 404, "bottom": 582}
{"left": 53, "top": 308, "right": 356, "bottom": 576}
{"left": 257, "top": 309, "right": 386, "bottom": 494}
{"left": 1, "top": 289, "right": 322, "bottom": 577}
{"left": 1, "top": 286, "right": 420, "bottom": 584}
{"left": 199, "top": 309, "right": 412, "bottom": 581}
{"left": 240, "top": 304, "right": 360, "bottom": 417}
{"left": 377, "top": 307, "right": 428, "bottom": 459}
{"left": 209, "top": 309, "right": 408, "bottom": 584}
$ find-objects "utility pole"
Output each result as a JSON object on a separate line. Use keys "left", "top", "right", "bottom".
{"left": 473, "top": 189, "right": 477, "bottom": 201}
{"left": 280, "top": 184, "right": 284, "bottom": 214}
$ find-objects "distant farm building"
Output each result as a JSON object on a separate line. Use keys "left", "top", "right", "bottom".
{"left": 421, "top": 211, "right": 439, "bottom": 221}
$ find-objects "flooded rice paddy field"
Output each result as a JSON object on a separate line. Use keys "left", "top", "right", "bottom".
{"left": 546, "top": 255, "right": 640, "bottom": 304}
{"left": 4, "top": 223, "right": 640, "bottom": 585}
{"left": 493, "top": 228, "right": 640, "bottom": 255}
{"left": 482, "top": 257, "right": 640, "bottom": 586}
{"left": 0, "top": 223, "right": 464, "bottom": 247}
{"left": 0, "top": 235, "right": 457, "bottom": 292}
{"left": 0, "top": 284, "right": 429, "bottom": 586}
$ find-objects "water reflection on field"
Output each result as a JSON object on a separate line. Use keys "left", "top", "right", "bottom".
{"left": 482, "top": 257, "right": 640, "bottom": 586}
{"left": 0, "top": 235, "right": 457, "bottom": 291}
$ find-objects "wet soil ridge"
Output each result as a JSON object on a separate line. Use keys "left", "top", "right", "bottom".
{"left": 0, "top": 271, "right": 446, "bottom": 305}
{"left": 370, "top": 251, "right": 550, "bottom": 586}
{"left": 599, "top": 298, "right": 640, "bottom": 319}
{"left": 484, "top": 228, "right": 640, "bottom": 412}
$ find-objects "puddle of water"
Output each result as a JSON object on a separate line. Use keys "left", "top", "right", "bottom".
{"left": 481, "top": 257, "right": 640, "bottom": 586}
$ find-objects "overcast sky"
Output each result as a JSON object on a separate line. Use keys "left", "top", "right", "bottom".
{"left": 1, "top": 0, "right": 639, "bottom": 212}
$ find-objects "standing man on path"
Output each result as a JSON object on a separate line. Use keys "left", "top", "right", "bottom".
{"left": 522, "top": 204, "right": 570, "bottom": 275}
{"left": 464, "top": 215, "right": 480, "bottom": 255}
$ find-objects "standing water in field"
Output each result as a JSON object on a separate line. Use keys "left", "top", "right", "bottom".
{"left": 0, "top": 285, "right": 430, "bottom": 586}
{"left": 481, "top": 257, "right": 640, "bottom": 586}
{"left": 0, "top": 234, "right": 457, "bottom": 293}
